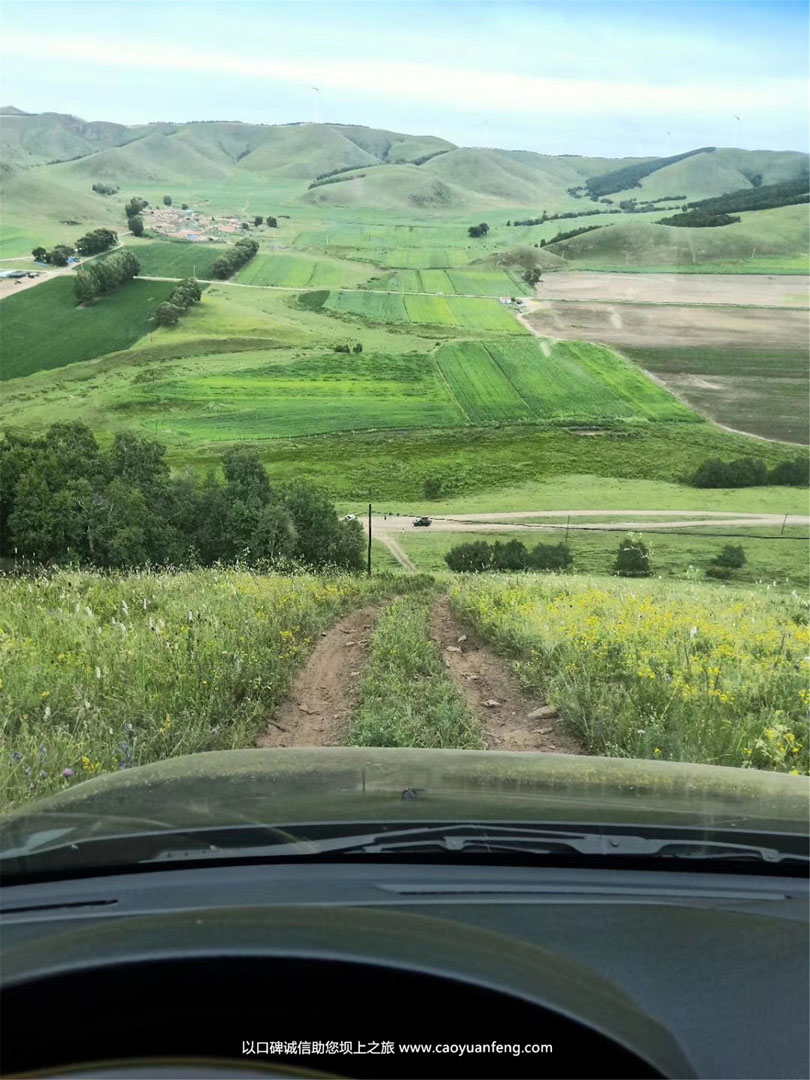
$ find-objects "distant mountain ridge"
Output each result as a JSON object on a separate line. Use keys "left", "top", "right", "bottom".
{"left": 1, "top": 107, "right": 807, "bottom": 225}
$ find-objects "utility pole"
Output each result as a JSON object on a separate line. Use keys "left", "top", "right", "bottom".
{"left": 367, "top": 503, "right": 373, "bottom": 577}
{"left": 780, "top": 513, "right": 788, "bottom": 536}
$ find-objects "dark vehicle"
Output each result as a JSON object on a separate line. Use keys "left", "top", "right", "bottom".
{"left": 413, "top": 516, "right": 432, "bottom": 526}
{"left": 1, "top": 748, "right": 808, "bottom": 1080}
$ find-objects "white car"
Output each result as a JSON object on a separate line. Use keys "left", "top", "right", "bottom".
{"left": 343, "top": 514, "right": 357, "bottom": 522}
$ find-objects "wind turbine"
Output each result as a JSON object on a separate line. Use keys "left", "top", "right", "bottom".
{"left": 732, "top": 113, "right": 741, "bottom": 147}
{"left": 665, "top": 130, "right": 672, "bottom": 157}
{"left": 313, "top": 87, "right": 322, "bottom": 125}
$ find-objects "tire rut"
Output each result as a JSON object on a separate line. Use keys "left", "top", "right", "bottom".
{"left": 430, "top": 595, "right": 582, "bottom": 755}
{"left": 257, "top": 606, "right": 380, "bottom": 748}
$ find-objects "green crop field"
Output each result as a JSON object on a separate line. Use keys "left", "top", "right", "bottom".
{"left": 120, "top": 240, "right": 229, "bottom": 279}
{"left": 376, "top": 267, "right": 530, "bottom": 296}
{"left": 435, "top": 339, "right": 697, "bottom": 426}
{"left": 323, "top": 288, "right": 527, "bottom": 330}
{"left": 234, "top": 252, "right": 373, "bottom": 288}
{"left": 378, "top": 247, "right": 476, "bottom": 269}
{"left": 437, "top": 342, "right": 533, "bottom": 422}
{"left": 1, "top": 276, "right": 176, "bottom": 381}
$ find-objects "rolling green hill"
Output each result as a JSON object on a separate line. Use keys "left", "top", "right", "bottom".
{"left": 547, "top": 203, "right": 810, "bottom": 270}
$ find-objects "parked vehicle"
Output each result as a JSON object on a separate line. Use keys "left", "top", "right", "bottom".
{"left": 413, "top": 516, "right": 432, "bottom": 527}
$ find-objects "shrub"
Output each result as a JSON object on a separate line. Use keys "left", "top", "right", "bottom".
{"left": 530, "top": 542, "right": 573, "bottom": 571}
{"left": 769, "top": 456, "right": 808, "bottom": 487}
{"left": 713, "top": 544, "right": 747, "bottom": 569}
{"left": 614, "top": 536, "right": 652, "bottom": 577}
{"left": 155, "top": 302, "right": 182, "bottom": 326}
{"left": 445, "top": 541, "right": 493, "bottom": 573}
{"left": 689, "top": 457, "right": 770, "bottom": 488}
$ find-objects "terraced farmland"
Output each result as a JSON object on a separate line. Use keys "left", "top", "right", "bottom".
{"left": 378, "top": 247, "right": 477, "bottom": 268}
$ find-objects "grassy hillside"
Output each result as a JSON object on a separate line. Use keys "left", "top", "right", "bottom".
{"left": 548, "top": 203, "right": 809, "bottom": 270}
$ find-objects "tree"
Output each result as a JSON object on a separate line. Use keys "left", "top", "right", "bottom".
{"left": 47, "top": 246, "right": 74, "bottom": 267}
{"left": 124, "top": 197, "right": 148, "bottom": 218}
{"left": 282, "top": 483, "right": 342, "bottom": 567}
{"left": 353, "top": 342, "right": 363, "bottom": 353}
{"left": 31, "top": 247, "right": 47, "bottom": 262}
{"left": 240, "top": 222, "right": 250, "bottom": 230}
{"left": 163, "top": 195, "right": 172, "bottom": 206}
{"left": 614, "top": 536, "right": 652, "bottom": 577}
{"left": 266, "top": 216, "right": 278, "bottom": 228}
{"left": 75, "top": 228, "right": 117, "bottom": 256}
{"left": 181, "top": 203, "right": 189, "bottom": 210}
{"left": 74, "top": 267, "right": 100, "bottom": 304}
{"left": 523, "top": 267, "right": 543, "bottom": 286}
{"left": 155, "top": 302, "right": 182, "bottom": 326}
{"left": 253, "top": 216, "right": 263, "bottom": 227}
{"left": 127, "top": 214, "right": 144, "bottom": 237}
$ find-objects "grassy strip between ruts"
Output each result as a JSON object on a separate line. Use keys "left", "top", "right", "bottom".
{"left": 450, "top": 574, "right": 809, "bottom": 773}
{"left": 350, "top": 592, "right": 483, "bottom": 749}
{"left": 0, "top": 568, "right": 427, "bottom": 810}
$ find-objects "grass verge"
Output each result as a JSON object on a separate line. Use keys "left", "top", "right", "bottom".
{"left": 0, "top": 567, "right": 421, "bottom": 809}
{"left": 450, "top": 574, "right": 809, "bottom": 773}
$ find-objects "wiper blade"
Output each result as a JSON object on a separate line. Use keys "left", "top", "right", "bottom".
{"left": 144, "top": 822, "right": 807, "bottom": 866}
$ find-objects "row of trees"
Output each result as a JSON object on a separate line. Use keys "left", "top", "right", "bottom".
{"left": 75, "top": 228, "right": 118, "bottom": 256}
{"left": 689, "top": 456, "right": 807, "bottom": 488}
{"left": 0, "top": 423, "right": 365, "bottom": 571}
{"left": 543, "top": 223, "right": 606, "bottom": 247}
{"left": 659, "top": 211, "right": 741, "bottom": 229}
{"left": 31, "top": 244, "right": 74, "bottom": 266}
{"left": 155, "top": 278, "right": 202, "bottom": 326}
{"left": 679, "top": 175, "right": 809, "bottom": 217}
{"left": 251, "top": 215, "right": 278, "bottom": 227}
{"left": 125, "top": 196, "right": 149, "bottom": 238}
{"left": 212, "top": 237, "right": 259, "bottom": 279}
{"left": 445, "top": 540, "right": 573, "bottom": 573}
{"left": 91, "top": 182, "right": 118, "bottom": 195}
{"left": 74, "top": 250, "right": 140, "bottom": 304}
{"left": 584, "top": 147, "right": 715, "bottom": 199}
{"left": 443, "top": 536, "right": 752, "bottom": 581}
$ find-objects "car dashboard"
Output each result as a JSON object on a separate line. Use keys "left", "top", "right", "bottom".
{"left": 1, "top": 859, "right": 808, "bottom": 1079}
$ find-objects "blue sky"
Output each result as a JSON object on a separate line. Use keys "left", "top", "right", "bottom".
{"left": 2, "top": 1, "right": 807, "bottom": 155}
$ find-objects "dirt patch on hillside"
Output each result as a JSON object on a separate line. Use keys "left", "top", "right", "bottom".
{"left": 430, "top": 595, "right": 582, "bottom": 754}
{"left": 257, "top": 606, "right": 380, "bottom": 748}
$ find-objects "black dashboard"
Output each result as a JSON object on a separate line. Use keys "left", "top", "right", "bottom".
{"left": 1, "top": 861, "right": 808, "bottom": 1079}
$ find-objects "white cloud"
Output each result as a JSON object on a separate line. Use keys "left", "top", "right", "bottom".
{"left": 3, "top": 29, "right": 803, "bottom": 120}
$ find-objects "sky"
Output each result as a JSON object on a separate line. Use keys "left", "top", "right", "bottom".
{"left": 1, "top": 0, "right": 807, "bottom": 156}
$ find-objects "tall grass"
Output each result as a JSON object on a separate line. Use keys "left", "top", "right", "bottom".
{"left": 351, "top": 594, "right": 482, "bottom": 749}
{"left": 0, "top": 568, "right": 419, "bottom": 809}
{"left": 451, "top": 575, "right": 809, "bottom": 773}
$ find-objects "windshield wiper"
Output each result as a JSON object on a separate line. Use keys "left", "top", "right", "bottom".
{"left": 143, "top": 822, "right": 807, "bottom": 866}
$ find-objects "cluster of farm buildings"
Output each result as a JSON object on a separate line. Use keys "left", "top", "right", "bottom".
{"left": 143, "top": 206, "right": 246, "bottom": 243}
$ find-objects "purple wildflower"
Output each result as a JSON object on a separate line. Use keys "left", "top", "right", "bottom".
{"left": 62, "top": 768, "right": 75, "bottom": 778}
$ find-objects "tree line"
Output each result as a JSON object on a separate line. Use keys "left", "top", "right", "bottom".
{"left": 74, "top": 249, "right": 140, "bottom": 304}
{"left": 584, "top": 147, "right": 716, "bottom": 199}
{"left": 467, "top": 222, "right": 490, "bottom": 237}
{"left": 543, "top": 223, "right": 607, "bottom": 247}
{"left": 212, "top": 237, "right": 259, "bottom": 279}
{"left": 91, "top": 182, "right": 118, "bottom": 195}
{"left": 0, "top": 423, "right": 365, "bottom": 572}
{"left": 155, "top": 278, "right": 202, "bottom": 326}
{"left": 659, "top": 211, "right": 741, "bottom": 229}
{"left": 678, "top": 175, "right": 809, "bottom": 217}
{"left": 688, "top": 456, "right": 807, "bottom": 488}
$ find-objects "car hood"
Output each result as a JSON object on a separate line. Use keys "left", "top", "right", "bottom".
{"left": 2, "top": 747, "right": 808, "bottom": 867}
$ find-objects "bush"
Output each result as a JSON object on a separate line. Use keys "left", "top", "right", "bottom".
{"left": 155, "top": 302, "right": 182, "bottom": 326}
{"left": 689, "top": 457, "right": 770, "bottom": 488}
{"left": 530, "top": 542, "right": 572, "bottom": 570}
{"left": 127, "top": 214, "right": 144, "bottom": 237}
{"left": 445, "top": 541, "right": 493, "bottom": 573}
{"left": 614, "top": 536, "right": 652, "bottom": 577}
{"left": 712, "top": 545, "right": 747, "bottom": 569}
{"left": 124, "top": 197, "right": 149, "bottom": 218}
{"left": 298, "top": 290, "right": 329, "bottom": 311}
{"left": 163, "top": 195, "right": 172, "bottom": 206}
{"left": 769, "top": 456, "right": 808, "bottom": 487}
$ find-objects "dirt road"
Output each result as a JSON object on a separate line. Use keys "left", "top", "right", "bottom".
{"left": 257, "top": 606, "right": 379, "bottom": 747}
{"left": 367, "top": 511, "right": 808, "bottom": 539}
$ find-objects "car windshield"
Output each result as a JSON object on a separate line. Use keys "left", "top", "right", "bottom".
{"left": 0, "top": 0, "right": 808, "bottom": 874}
